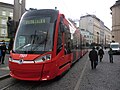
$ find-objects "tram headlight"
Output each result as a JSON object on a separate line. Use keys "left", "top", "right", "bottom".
{"left": 34, "top": 54, "right": 51, "bottom": 63}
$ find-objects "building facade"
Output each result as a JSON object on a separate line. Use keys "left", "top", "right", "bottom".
{"left": 104, "top": 26, "right": 111, "bottom": 45}
{"left": 111, "top": 0, "right": 120, "bottom": 43}
{"left": 79, "top": 14, "right": 111, "bottom": 45}
{"left": 0, "top": 2, "right": 13, "bottom": 41}
{"left": 13, "top": 0, "right": 26, "bottom": 22}
{"left": 0, "top": 0, "right": 26, "bottom": 41}
{"left": 80, "top": 29, "right": 93, "bottom": 45}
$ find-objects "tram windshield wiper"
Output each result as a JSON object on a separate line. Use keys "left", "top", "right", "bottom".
{"left": 31, "top": 31, "right": 48, "bottom": 51}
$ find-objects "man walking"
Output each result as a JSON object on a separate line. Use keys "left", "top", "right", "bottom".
{"left": 89, "top": 47, "right": 98, "bottom": 69}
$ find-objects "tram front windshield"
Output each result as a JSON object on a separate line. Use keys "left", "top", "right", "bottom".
{"left": 13, "top": 16, "right": 55, "bottom": 54}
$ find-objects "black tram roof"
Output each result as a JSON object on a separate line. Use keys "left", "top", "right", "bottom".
{"left": 23, "top": 9, "right": 59, "bottom": 18}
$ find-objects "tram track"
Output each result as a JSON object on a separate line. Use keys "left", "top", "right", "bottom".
{"left": 0, "top": 82, "right": 17, "bottom": 90}
{"left": 0, "top": 77, "right": 46, "bottom": 90}
{"left": 0, "top": 74, "right": 60, "bottom": 90}
{"left": 0, "top": 76, "right": 20, "bottom": 90}
{"left": 0, "top": 74, "right": 10, "bottom": 80}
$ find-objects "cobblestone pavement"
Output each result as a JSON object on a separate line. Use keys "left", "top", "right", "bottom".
{"left": 79, "top": 49, "right": 120, "bottom": 90}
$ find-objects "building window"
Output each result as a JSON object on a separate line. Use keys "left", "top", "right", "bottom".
{"left": 1, "top": 29, "right": 6, "bottom": 36}
{"left": 2, "top": 11, "right": 6, "bottom": 16}
{"left": 1, "top": 19, "right": 6, "bottom": 25}
{"left": 9, "top": 12, "right": 13, "bottom": 17}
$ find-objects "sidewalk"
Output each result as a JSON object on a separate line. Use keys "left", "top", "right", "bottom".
{"left": 0, "top": 54, "right": 10, "bottom": 78}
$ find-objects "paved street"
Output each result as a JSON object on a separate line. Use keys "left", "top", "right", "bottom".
{"left": 0, "top": 54, "right": 9, "bottom": 77}
{"left": 0, "top": 49, "right": 120, "bottom": 90}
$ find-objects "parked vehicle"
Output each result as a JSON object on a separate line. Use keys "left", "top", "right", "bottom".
{"left": 110, "top": 42, "right": 120, "bottom": 54}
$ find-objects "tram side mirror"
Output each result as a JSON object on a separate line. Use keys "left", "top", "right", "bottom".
{"left": 60, "top": 22, "right": 65, "bottom": 33}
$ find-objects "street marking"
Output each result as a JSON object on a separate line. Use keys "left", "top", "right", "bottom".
{"left": 0, "top": 66, "right": 9, "bottom": 70}
{"left": 74, "top": 57, "right": 88, "bottom": 90}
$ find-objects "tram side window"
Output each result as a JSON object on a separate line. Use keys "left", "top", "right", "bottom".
{"left": 57, "top": 24, "right": 63, "bottom": 54}
{"left": 72, "top": 34, "right": 77, "bottom": 49}
{"left": 64, "top": 25, "right": 71, "bottom": 54}
{"left": 80, "top": 38, "right": 82, "bottom": 49}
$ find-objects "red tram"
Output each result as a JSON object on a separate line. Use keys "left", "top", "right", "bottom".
{"left": 9, "top": 9, "right": 88, "bottom": 81}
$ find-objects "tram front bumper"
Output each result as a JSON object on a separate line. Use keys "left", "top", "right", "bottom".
{"left": 9, "top": 62, "right": 43, "bottom": 81}
{"left": 9, "top": 61, "right": 58, "bottom": 81}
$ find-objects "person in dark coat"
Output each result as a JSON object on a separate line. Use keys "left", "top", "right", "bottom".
{"left": 1, "top": 40, "right": 7, "bottom": 64}
{"left": 108, "top": 48, "right": 113, "bottom": 63}
{"left": 8, "top": 38, "right": 14, "bottom": 53}
{"left": 89, "top": 47, "right": 98, "bottom": 69}
{"left": 98, "top": 47, "right": 104, "bottom": 62}
{"left": 0, "top": 45, "right": 2, "bottom": 64}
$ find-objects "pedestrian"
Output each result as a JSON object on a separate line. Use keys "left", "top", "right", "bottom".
{"left": 108, "top": 48, "right": 113, "bottom": 63}
{"left": 96, "top": 46, "right": 99, "bottom": 51}
{"left": 98, "top": 47, "right": 104, "bottom": 62}
{"left": 0, "top": 45, "right": 2, "bottom": 64}
{"left": 89, "top": 47, "right": 98, "bottom": 69}
{"left": 1, "top": 40, "right": 7, "bottom": 64}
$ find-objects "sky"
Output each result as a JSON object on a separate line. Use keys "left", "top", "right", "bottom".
{"left": 0, "top": 0, "right": 117, "bottom": 29}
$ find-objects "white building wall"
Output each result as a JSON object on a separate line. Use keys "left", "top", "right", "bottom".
{"left": 80, "top": 16, "right": 93, "bottom": 33}
{"left": 80, "top": 14, "right": 111, "bottom": 45}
